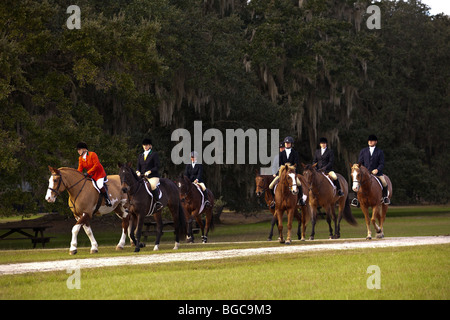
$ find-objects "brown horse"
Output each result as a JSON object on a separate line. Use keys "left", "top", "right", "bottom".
{"left": 351, "top": 163, "right": 392, "bottom": 239}
{"left": 255, "top": 172, "right": 309, "bottom": 241}
{"left": 177, "top": 174, "right": 215, "bottom": 243}
{"left": 45, "top": 166, "right": 130, "bottom": 255}
{"left": 274, "top": 163, "right": 300, "bottom": 244}
{"left": 302, "top": 163, "right": 357, "bottom": 239}
{"left": 119, "top": 163, "right": 186, "bottom": 252}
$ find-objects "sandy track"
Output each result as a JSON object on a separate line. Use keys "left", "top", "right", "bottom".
{"left": 1, "top": 236, "right": 449, "bottom": 276}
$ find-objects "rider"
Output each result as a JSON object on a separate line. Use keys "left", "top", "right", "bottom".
{"left": 352, "top": 134, "right": 390, "bottom": 206}
{"left": 76, "top": 142, "right": 111, "bottom": 206}
{"left": 184, "top": 151, "right": 211, "bottom": 208}
{"left": 313, "top": 137, "right": 344, "bottom": 197}
{"left": 136, "top": 138, "right": 163, "bottom": 211}
{"left": 269, "top": 136, "right": 305, "bottom": 207}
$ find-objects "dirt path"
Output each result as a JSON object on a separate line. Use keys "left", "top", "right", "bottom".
{"left": 1, "top": 236, "right": 449, "bottom": 276}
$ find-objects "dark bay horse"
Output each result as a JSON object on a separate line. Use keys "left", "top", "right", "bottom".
{"left": 302, "top": 163, "right": 357, "bottom": 239}
{"left": 177, "top": 174, "right": 215, "bottom": 243}
{"left": 254, "top": 172, "right": 309, "bottom": 241}
{"left": 274, "top": 163, "right": 300, "bottom": 244}
{"left": 351, "top": 163, "right": 393, "bottom": 239}
{"left": 45, "top": 166, "right": 130, "bottom": 254}
{"left": 118, "top": 163, "right": 186, "bottom": 252}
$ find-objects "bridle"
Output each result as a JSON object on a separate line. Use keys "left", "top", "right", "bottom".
{"left": 48, "top": 172, "right": 88, "bottom": 198}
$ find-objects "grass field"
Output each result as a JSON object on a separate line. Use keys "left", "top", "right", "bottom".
{"left": 0, "top": 206, "right": 449, "bottom": 300}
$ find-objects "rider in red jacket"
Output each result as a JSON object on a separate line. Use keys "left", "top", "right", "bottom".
{"left": 77, "top": 142, "right": 111, "bottom": 206}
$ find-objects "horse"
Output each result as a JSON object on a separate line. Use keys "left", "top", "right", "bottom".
{"left": 45, "top": 166, "right": 130, "bottom": 255}
{"left": 118, "top": 163, "right": 186, "bottom": 252}
{"left": 254, "top": 172, "right": 309, "bottom": 241}
{"left": 351, "top": 163, "right": 393, "bottom": 240}
{"left": 177, "top": 174, "right": 215, "bottom": 243}
{"left": 274, "top": 163, "right": 300, "bottom": 244}
{"left": 302, "top": 163, "right": 357, "bottom": 240}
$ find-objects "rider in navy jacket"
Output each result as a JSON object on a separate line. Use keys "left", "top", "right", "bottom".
{"left": 354, "top": 135, "right": 390, "bottom": 205}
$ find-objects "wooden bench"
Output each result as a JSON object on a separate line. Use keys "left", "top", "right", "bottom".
{"left": 0, "top": 225, "right": 55, "bottom": 248}
{"left": 142, "top": 221, "right": 199, "bottom": 242}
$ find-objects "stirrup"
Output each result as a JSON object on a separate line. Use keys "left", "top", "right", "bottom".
{"left": 351, "top": 198, "right": 359, "bottom": 207}
{"left": 382, "top": 197, "right": 390, "bottom": 205}
{"left": 204, "top": 200, "right": 212, "bottom": 208}
{"left": 269, "top": 201, "right": 275, "bottom": 209}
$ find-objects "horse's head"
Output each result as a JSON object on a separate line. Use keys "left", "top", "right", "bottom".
{"left": 280, "top": 163, "right": 299, "bottom": 195}
{"left": 45, "top": 166, "right": 66, "bottom": 203}
{"left": 255, "top": 174, "right": 266, "bottom": 197}
{"left": 350, "top": 162, "right": 366, "bottom": 192}
{"left": 301, "top": 162, "right": 317, "bottom": 186}
{"left": 118, "top": 162, "right": 137, "bottom": 193}
{"left": 177, "top": 174, "right": 190, "bottom": 193}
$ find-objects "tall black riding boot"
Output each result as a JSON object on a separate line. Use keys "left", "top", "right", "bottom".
{"left": 269, "top": 188, "right": 275, "bottom": 209}
{"left": 202, "top": 189, "right": 211, "bottom": 207}
{"left": 151, "top": 187, "right": 163, "bottom": 211}
{"left": 382, "top": 186, "right": 390, "bottom": 205}
{"left": 333, "top": 179, "right": 344, "bottom": 197}
{"left": 100, "top": 187, "right": 112, "bottom": 207}
{"left": 297, "top": 185, "right": 306, "bottom": 206}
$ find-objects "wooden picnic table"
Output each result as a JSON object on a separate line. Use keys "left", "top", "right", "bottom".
{"left": 0, "top": 225, "right": 55, "bottom": 248}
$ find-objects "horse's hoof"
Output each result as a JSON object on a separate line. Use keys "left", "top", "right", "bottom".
{"left": 366, "top": 236, "right": 372, "bottom": 240}
{"left": 285, "top": 240, "right": 291, "bottom": 245}
{"left": 335, "top": 235, "right": 341, "bottom": 239}
{"left": 115, "top": 246, "right": 124, "bottom": 251}
{"left": 139, "top": 242, "right": 146, "bottom": 248}
{"left": 69, "top": 250, "right": 77, "bottom": 255}
{"left": 134, "top": 247, "right": 141, "bottom": 252}
{"left": 153, "top": 245, "right": 159, "bottom": 251}
{"left": 90, "top": 249, "right": 98, "bottom": 254}
{"left": 376, "top": 233, "right": 384, "bottom": 239}
{"left": 309, "top": 236, "right": 314, "bottom": 240}
{"left": 279, "top": 239, "right": 285, "bottom": 244}
{"left": 301, "top": 238, "right": 306, "bottom": 241}
{"left": 173, "top": 242, "right": 180, "bottom": 250}
{"left": 267, "top": 238, "right": 272, "bottom": 241}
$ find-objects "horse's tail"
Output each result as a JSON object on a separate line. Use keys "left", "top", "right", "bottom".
{"left": 177, "top": 201, "right": 187, "bottom": 238}
{"left": 208, "top": 207, "right": 215, "bottom": 231}
{"left": 343, "top": 196, "right": 358, "bottom": 226}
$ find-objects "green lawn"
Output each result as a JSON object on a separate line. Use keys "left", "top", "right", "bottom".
{"left": 0, "top": 206, "right": 449, "bottom": 300}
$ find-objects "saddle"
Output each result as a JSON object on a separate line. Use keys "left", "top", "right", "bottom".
{"left": 193, "top": 183, "right": 207, "bottom": 215}
{"left": 143, "top": 179, "right": 163, "bottom": 216}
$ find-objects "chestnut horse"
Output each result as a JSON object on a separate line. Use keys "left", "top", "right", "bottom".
{"left": 255, "top": 172, "right": 309, "bottom": 241}
{"left": 45, "top": 166, "right": 130, "bottom": 255}
{"left": 274, "top": 163, "right": 300, "bottom": 244}
{"left": 351, "top": 163, "right": 392, "bottom": 239}
{"left": 118, "top": 163, "right": 186, "bottom": 252}
{"left": 302, "top": 163, "right": 357, "bottom": 239}
{"left": 177, "top": 174, "right": 215, "bottom": 243}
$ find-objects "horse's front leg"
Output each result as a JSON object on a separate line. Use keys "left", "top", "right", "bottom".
{"left": 69, "top": 213, "right": 90, "bottom": 255}
{"left": 82, "top": 224, "right": 99, "bottom": 254}
{"left": 153, "top": 213, "right": 163, "bottom": 251}
{"left": 268, "top": 214, "right": 277, "bottom": 241}
{"left": 195, "top": 214, "right": 207, "bottom": 243}
{"left": 360, "top": 205, "right": 372, "bottom": 240}
{"left": 276, "top": 210, "right": 284, "bottom": 244}
{"left": 116, "top": 213, "right": 130, "bottom": 250}
{"left": 134, "top": 214, "right": 146, "bottom": 252}
{"left": 186, "top": 214, "right": 194, "bottom": 243}
{"left": 285, "top": 209, "right": 294, "bottom": 245}
{"left": 372, "top": 205, "right": 383, "bottom": 238}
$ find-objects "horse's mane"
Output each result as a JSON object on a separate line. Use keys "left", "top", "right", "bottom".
{"left": 279, "top": 163, "right": 296, "bottom": 177}
{"left": 58, "top": 167, "right": 84, "bottom": 176}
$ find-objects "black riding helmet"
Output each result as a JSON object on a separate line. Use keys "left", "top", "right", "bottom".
{"left": 76, "top": 142, "right": 88, "bottom": 150}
